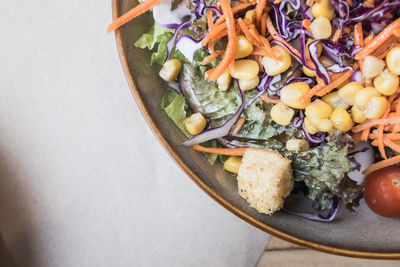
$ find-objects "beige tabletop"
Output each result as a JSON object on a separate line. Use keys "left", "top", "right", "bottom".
{"left": 0, "top": 1, "right": 269, "bottom": 266}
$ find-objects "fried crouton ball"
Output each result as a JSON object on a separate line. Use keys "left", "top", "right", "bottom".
{"left": 237, "top": 148, "right": 294, "bottom": 215}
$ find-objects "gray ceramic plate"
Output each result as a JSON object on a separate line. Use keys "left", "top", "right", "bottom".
{"left": 111, "top": 0, "right": 400, "bottom": 259}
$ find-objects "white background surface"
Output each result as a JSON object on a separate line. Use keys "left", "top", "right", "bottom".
{"left": 0, "top": 1, "right": 269, "bottom": 266}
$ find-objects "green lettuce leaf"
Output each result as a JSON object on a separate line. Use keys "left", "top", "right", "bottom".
{"left": 161, "top": 89, "right": 191, "bottom": 137}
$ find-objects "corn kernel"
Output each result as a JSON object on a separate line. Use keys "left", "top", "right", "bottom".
{"left": 159, "top": 59, "right": 182, "bottom": 82}
{"left": 355, "top": 87, "right": 381, "bottom": 111}
{"left": 238, "top": 76, "right": 260, "bottom": 91}
{"left": 330, "top": 108, "right": 354, "bottom": 132}
{"left": 318, "top": 118, "right": 334, "bottom": 132}
{"left": 303, "top": 65, "right": 317, "bottom": 77}
{"left": 364, "top": 96, "right": 388, "bottom": 119}
{"left": 270, "top": 103, "right": 295, "bottom": 126}
{"left": 319, "top": 56, "right": 335, "bottom": 68}
{"left": 386, "top": 47, "right": 400, "bottom": 75}
{"left": 338, "top": 82, "right": 364, "bottom": 105}
{"left": 245, "top": 10, "right": 256, "bottom": 24}
{"left": 235, "top": 35, "right": 254, "bottom": 59}
{"left": 305, "top": 99, "right": 333, "bottom": 119}
{"left": 351, "top": 106, "right": 367, "bottom": 123}
{"left": 280, "top": 82, "right": 311, "bottom": 109}
{"left": 312, "top": 0, "right": 335, "bottom": 20}
{"left": 374, "top": 69, "right": 400, "bottom": 96}
{"left": 184, "top": 113, "right": 207, "bottom": 135}
{"left": 363, "top": 55, "right": 386, "bottom": 80}
{"left": 304, "top": 117, "right": 319, "bottom": 134}
{"left": 305, "top": 38, "right": 323, "bottom": 60}
{"left": 286, "top": 139, "right": 310, "bottom": 152}
{"left": 310, "top": 16, "right": 332, "bottom": 40}
{"left": 261, "top": 45, "right": 292, "bottom": 76}
{"left": 322, "top": 91, "right": 349, "bottom": 109}
{"left": 230, "top": 59, "right": 259, "bottom": 80}
{"left": 224, "top": 156, "right": 242, "bottom": 174}
{"left": 217, "top": 68, "right": 231, "bottom": 91}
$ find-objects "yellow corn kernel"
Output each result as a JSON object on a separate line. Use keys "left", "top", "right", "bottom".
{"left": 235, "top": 35, "right": 254, "bottom": 59}
{"left": 304, "top": 117, "right": 319, "bottom": 134}
{"left": 305, "top": 38, "right": 323, "bottom": 60}
{"left": 159, "top": 59, "right": 182, "bottom": 82}
{"left": 270, "top": 103, "right": 295, "bottom": 126}
{"left": 230, "top": 59, "right": 259, "bottom": 80}
{"left": 322, "top": 91, "right": 349, "bottom": 109}
{"left": 261, "top": 45, "right": 292, "bottom": 76}
{"left": 245, "top": 9, "right": 256, "bottom": 24}
{"left": 280, "top": 82, "right": 311, "bottom": 109}
{"left": 303, "top": 65, "right": 317, "bottom": 77}
{"left": 364, "top": 96, "right": 388, "bottom": 119}
{"left": 374, "top": 69, "right": 400, "bottom": 96}
{"left": 354, "top": 87, "right": 381, "bottom": 111}
{"left": 330, "top": 108, "right": 354, "bottom": 132}
{"left": 184, "top": 113, "right": 207, "bottom": 135}
{"left": 224, "top": 156, "right": 242, "bottom": 174}
{"left": 217, "top": 68, "right": 231, "bottom": 91}
{"left": 338, "top": 82, "right": 364, "bottom": 105}
{"left": 238, "top": 76, "right": 260, "bottom": 91}
{"left": 363, "top": 55, "right": 386, "bottom": 80}
{"left": 386, "top": 47, "right": 400, "bottom": 75}
{"left": 317, "top": 118, "right": 334, "bottom": 132}
{"left": 310, "top": 16, "right": 332, "bottom": 40}
{"left": 351, "top": 106, "right": 367, "bottom": 124}
{"left": 319, "top": 56, "right": 335, "bottom": 68}
{"left": 312, "top": 0, "right": 335, "bottom": 20}
{"left": 305, "top": 99, "right": 333, "bottom": 119}
{"left": 286, "top": 139, "right": 310, "bottom": 152}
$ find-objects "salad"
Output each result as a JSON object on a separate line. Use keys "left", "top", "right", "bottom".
{"left": 109, "top": 0, "right": 400, "bottom": 220}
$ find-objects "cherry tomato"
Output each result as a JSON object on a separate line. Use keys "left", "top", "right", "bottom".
{"left": 364, "top": 166, "right": 400, "bottom": 218}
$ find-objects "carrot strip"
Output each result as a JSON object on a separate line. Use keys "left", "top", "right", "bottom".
{"left": 261, "top": 13, "right": 267, "bottom": 37}
{"left": 384, "top": 136, "right": 400, "bottom": 153}
{"left": 209, "top": 29, "right": 228, "bottom": 42}
{"left": 355, "top": 18, "right": 400, "bottom": 60}
{"left": 107, "top": 0, "right": 161, "bottom": 33}
{"left": 377, "top": 103, "right": 391, "bottom": 159}
{"left": 231, "top": 118, "right": 246, "bottom": 135}
{"left": 249, "top": 25, "right": 263, "bottom": 46}
{"left": 363, "top": 155, "right": 400, "bottom": 175}
{"left": 261, "top": 95, "right": 281, "bottom": 104}
{"left": 331, "top": 28, "right": 341, "bottom": 43}
{"left": 193, "top": 144, "right": 247, "bottom": 156}
{"left": 202, "top": 23, "right": 227, "bottom": 46}
{"left": 351, "top": 117, "right": 400, "bottom": 133}
{"left": 237, "top": 18, "right": 259, "bottom": 45}
{"left": 364, "top": 33, "right": 375, "bottom": 46}
{"left": 202, "top": 51, "right": 223, "bottom": 65}
{"left": 302, "top": 19, "right": 312, "bottom": 33}
{"left": 255, "top": 0, "right": 267, "bottom": 30}
{"left": 214, "top": 3, "right": 253, "bottom": 26}
{"left": 207, "top": 9, "right": 215, "bottom": 30}
{"left": 361, "top": 128, "right": 370, "bottom": 142}
{"left": 354, "top": 22, "right": 364, "bottom": 47}
{"left": 205, "top": 0, "right": 237, "bottom": 81}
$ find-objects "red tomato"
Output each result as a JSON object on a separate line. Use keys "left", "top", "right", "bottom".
{"left": 364, "top": 166, "right": 400, "bottom": 218}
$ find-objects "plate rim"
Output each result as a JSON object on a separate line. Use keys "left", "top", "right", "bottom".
{"left": 111, "top": 0, "right": 400, "bottom": 259}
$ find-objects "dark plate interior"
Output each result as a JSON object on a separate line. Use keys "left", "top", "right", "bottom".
{"left": 112, "top": 0, "right": 400, "bottom": 258}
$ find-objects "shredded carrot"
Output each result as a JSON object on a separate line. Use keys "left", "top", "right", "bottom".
{"left": 237, "top": 18, "right": 260, "bottom": 45}
{"left": 255, "top": 0, "right": 267, "bottom": 30}
{"left": 306, "top": 0, "right": 315, "bottom": 6}
{"left": 361, "top": 127, "right": 370, "bottom": 142}
{"left": 299, "top": 69, "right": 354, "bottom": 104}
{"left": 193, "top": 144, "right": 247, "bottom": 156}
{"left": 261, "top": 13, "right": 267, "bottom": 37}
{"left": 261, "top": 95, "right": 281, "bottom": 104}
{"left": 249, "top": 25, "right": 263, "bottom": 45}
{"left": 384, "top": 136, "right": 400, "bottom": 153}
{"left": 107, "top": 0, "right": 161, "bottom": 33}
{"left": 352, "top": 117, "right": 400, "bottom": 133}
{"left": 331, "top": 28, "right": 342, "bottom": 43}
{"left": 363, "top": 155, "right": 400, "bottom": 175}
{"left": 364, "top": 33, "right": 375, "bottom": 46}
{"left": 207, "top": 9, "right": 215, "bottom": 30}
{"left": 202, "top": 50, "right": 223, "bottom": 65}
{"left": 205, "top": 0, "right": 237, "bottom": 81}
{"left": 354, "top": 22, "right": 364, "bottom": 47}
{"left": 214, "top": 3, "right": 253, "bottom": 26}
{"left": 231, "top": 118, "right": 246, "bottom": 135}
{"left": 209, "top": 29, "right": 228, "bottom": 42}
{"left": 274, "top": 0, "right": 284, "bottom": 3}
{"left": 302, "top": 19, "right": 312, "bottom": 34}
{"left": 355, "top": 18, "right": 400, "bottom": 60}
{"left": 377, "top": 104, "right": 391, "bottom": 159}
{"left": 202, "top": 23, "right": 227, "bottom": 46}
